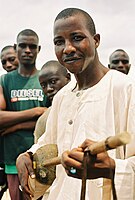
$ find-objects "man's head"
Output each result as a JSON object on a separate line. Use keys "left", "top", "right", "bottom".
{"left": 108, "top": 49, "right": 131, "bottom": 74}
{"left": 14, "top": 29, "right": 41, "bottom": 67}
{"left": 39, "top": 60, "right": 71, "bottom": 102}
{"left": 1, "top": 45, "right": 19, "bottom": 72}
{"left": 53, "top": 8, "right": 100, "bottom": 75}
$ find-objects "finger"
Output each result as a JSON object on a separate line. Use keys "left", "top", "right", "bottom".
{"left": 1, "top": 131, "right": 8, "bottom": 136}
{"left": 63, "top": 154, "right": 83, "bottom": 169}
{"left": 29, "top": 172, "right": 35, "bottom": 179}
{"left": 20, "top": 175, "right": 34, "bottom": 197}
{"left": 69, "top": 150, "right": 84, "bottom": 163}
{"left": 23, "top": 153, "right": 35, "bottom": 177}
{"left": 21, "top": 189, "right": 32, "bottom": 200}
{"left": 79, "top": 139, "right": 96, "bottom": 150}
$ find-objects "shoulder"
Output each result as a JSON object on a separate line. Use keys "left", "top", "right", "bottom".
{"left": 0, "top": 74, "right": 6, "bottom": 84}
{"left": 110, "top": 70, "right": 134, "bottom": 89}
{"left": 1, "top": 70, "right": 17, "bottom": 82}
{"left": 109, "top": 70, "right": 135, "bottom": 103}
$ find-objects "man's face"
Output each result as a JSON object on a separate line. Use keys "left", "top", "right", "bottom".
{"left": 53, "top": 14, "right": 98, "bottom": 75}
{"left": 1, "top": 48, "right": 19, "bottom": 72}
{"left": 16, "top": 35, "right": 40, "bottom": 66}
{"left": 109, "top": 51, "right": 131, "bottom": 74}
{"left": 39, "top": 66, "right": 70, "bottom": 102}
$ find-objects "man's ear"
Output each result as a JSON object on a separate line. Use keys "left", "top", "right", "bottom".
{"left": 38, "top": 45, "right": 41, "bottom": 52}
{"left": 93, "top": 34, "right": 100, "bottom": 48}
{"left": 14, "top": 44, "right": 17, "bottom": 50}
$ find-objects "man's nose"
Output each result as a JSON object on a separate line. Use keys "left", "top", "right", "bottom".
{"left": 63, "top": 41, "right": 76, "bottom": 54}
{"left": 118, "top": 61, "right": 124, "bottom": 67}
{"left": 25, "top": 45, "right": 31, "bottom": 52}
{"left": 6, "top": 61, "right": 12, "bottom": 68}
{"left": 46, "top": 84, "right": 54, "bottom": 93}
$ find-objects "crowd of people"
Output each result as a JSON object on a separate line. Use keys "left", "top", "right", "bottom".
{"left": 0, "top": 7, "right": 135, "bottom": 200}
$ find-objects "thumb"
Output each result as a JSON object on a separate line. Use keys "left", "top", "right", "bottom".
{"left": 30, "top": 172, "right": 35, "bottom": 179}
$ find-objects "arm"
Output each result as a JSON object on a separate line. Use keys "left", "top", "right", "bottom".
{"left": 0, "top": 85, "right": 47, "bottom": 129}
{"left": 16, "top": 152, "right": 35, "bottom": 200}
{"left": 0, "top": 107, "right": 47, "bottom": 129}
{"left": 0, "top": 121, "right": 36, "bottom": 136}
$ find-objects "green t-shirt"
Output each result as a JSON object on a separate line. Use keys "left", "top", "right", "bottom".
{"left": 1, "top": 70, "right": 48, "bottom": 169}
{"left": 5, "top": 165, "right": 18, "bottom": 174}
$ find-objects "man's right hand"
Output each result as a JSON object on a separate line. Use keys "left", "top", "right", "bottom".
{"left": 32, "top": 107, "right": 48, "bottom": 118}
{"left": 16, "top": 152, "right": 35, "bottom": 200}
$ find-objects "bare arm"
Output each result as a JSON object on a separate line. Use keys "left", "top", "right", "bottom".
{"left": 16, "top": 152, "right": 35, "bottom": 200}
{"left": 0, "top": 121, "right": 36, "bottom": 136}
{"left": 0, "top": 85, "right": 47, "bottom": 128}
{"left": 0, "top": 107, "right": 47, "bottom": 129}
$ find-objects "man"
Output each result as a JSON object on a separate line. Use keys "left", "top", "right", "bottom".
{"left": 108, "top": 49, "right": 131, "bottom": 74}
{"left": 0, "top": 29, "right": 49, "bottom": 200}
{"left": 34, "top": 60, "right": 71, "bottom": 143}
{"left": 0, "top": 45, "right": 19, "bottom": 72}
{"left": 16, "top": 8, "right": 135, "bottom": 200}
{"left": 0, "top": 45, "right": 19, "bottom": 199}
{"left": 32, "top": 60, "right": 70, "bottom": 200}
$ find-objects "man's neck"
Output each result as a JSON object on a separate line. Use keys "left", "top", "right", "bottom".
{"left": 75, "top": 64, "right": 109, "bottom": 90}
{"left": 18, "top": 64, "right": 38, "bottom": 77}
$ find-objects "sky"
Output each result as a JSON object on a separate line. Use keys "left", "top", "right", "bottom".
{"left": 0, "top": 0, "right": 135, "bottom": 77}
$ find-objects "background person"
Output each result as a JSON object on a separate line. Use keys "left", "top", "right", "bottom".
{"left": 108, "top": 49, "right": 131, "bottom": 74}
{"left": 0, "top": 29, "right": 49, "bottom": 200}
{"left": 33, "top": 60, "right": 70, "bottom": 200}
{"left": 34, "top": 60, "right": 71, "bottom": 143}
{"left": 0, "top": 45, "right": 19, "bottom": 199}
{"left": 0, "top": 45, "right": 19, "bottom": 72}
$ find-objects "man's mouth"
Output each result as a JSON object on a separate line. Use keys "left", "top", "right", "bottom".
{"left": 22, "top": 55, "right": 32, "bottom": 59}
{"left": 63, "top": 57, "right": 81, "bottom": 64}
{"left": 47, "top": 93, "right": 55, "bottom": 101}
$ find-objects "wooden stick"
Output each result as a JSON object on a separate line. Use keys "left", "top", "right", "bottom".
{"left": 41, "top": 156, "right": 61, "bottom": 167}
{"left": 87, "top": 132, "right": 131, "bottom": 155}
{"left": 40, "top": 132, "right": 131, "bottom": 168}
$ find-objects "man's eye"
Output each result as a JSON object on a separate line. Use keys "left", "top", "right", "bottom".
{"left": 1, "top": 60, "right": 6, "bottom": 65}
{"left": 50, "top": 79, "right": 57, "bottom": 84}
{"left": 54, "top": 39, "right": 64, "bottom": 46}
{"left": 28, "top": 44, "right": 38, "bottom": 49}
{"left": 18, "top": 43, "right": 27, "bottom": 48}
{"left": 18, "top": 43, "right": 37, "bottom": 49}
{"left": 9, "top": 57, "right": 16, "bottom": 62}
{"left": 73, "top": 35, "right": 84, "bottom": 41}
{"left": 1, "top": 57, "right": 16, "bottom": 65}
{"left": 41, "top": 84, "right": 47, "bottom": 89}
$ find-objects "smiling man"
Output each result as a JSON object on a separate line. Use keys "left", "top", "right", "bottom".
{"left": 16, "top": 8, "right": 135, "bottom": 200}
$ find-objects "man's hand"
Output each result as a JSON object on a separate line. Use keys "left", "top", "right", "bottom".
{"left": 61, "top": 139, "right": 115, "bottom": 180}
{"left": 32, "top": 107, "right": 48, "bottom": 118}
{"left": 16, "top": 152, "right": 35, "bottom": 200}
